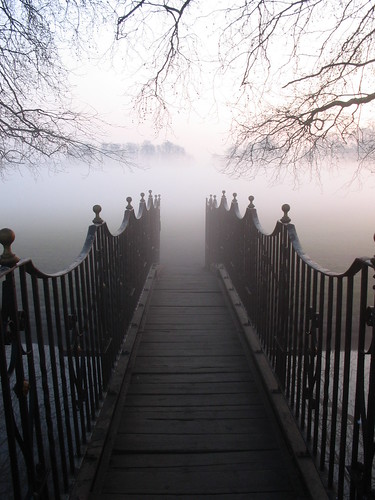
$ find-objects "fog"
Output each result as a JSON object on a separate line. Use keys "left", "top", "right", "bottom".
{"left": 0, "top": 157, "right": 374, "bottom": 274}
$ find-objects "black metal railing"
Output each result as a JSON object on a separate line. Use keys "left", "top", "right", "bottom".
{"left": 0, "top": 191, "right": 160, "bottom": 499}
{"left": 206, "top": 191, "right": 375, "bottom": 499}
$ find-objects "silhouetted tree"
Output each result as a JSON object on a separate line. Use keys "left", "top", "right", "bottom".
{"left": 116, "top": 1, "right": 375, "bottom": 178}
{"left": 158, "top": 141, "right": 186, "bottom": 157}
{"left": 0, "top": 0, "right": 117, "bottom": 172}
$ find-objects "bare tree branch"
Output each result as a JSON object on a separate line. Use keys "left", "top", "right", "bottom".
{"left": 0, "top": 0, "right": 125, "bottom": 172}
{"left": 114, "top": 0, "right": 375, "bottom": 178}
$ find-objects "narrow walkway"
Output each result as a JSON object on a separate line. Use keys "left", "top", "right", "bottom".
{"left": 91, "top": 265, "right": 308, "bottom": 499}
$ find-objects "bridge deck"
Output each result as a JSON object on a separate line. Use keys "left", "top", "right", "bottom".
{"left": 89, "top": 265, "right": 308, "bottom": 499}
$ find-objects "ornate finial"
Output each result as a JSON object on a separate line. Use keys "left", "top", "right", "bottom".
{"left": 140, "top": 192, "right": 146, "bottom": 204}
{"left": 92, "top": 205, "right": 103, "bottom": 224}
{"left": 148, "top": 190, "right": 153, "bottom": 202}
{"left": 248, "top": 195, "right": 255, "bottom": 209}
{"left": 126, "top": 197, "right": 133, "bottom": 211}
{"left": 232, "top": 193, "right": 238, "bottom": 204}
{"left": 154, "top": 194, "right": 157, "bottom": 206}
{"left": 0, "top": 228, "right": 20, "bottom": 267}
{"left": 208, "top": 194, "right": 213, "bottom": 207}
{"left": 281, "top": 204, "right": 291, "bottom": 224}
{"left": 222, "top": 190, "right": 226, "bottom": 199}
{"left": 157, "top": 194, "right": 161, "bottom": 207}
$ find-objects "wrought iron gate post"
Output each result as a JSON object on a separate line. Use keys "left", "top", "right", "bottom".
{"left": 275, "top": 205, "right": 292, "bottom": 389}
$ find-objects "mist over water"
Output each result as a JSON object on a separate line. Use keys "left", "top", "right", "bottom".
{"left": 0, "top": 157, "right": 374, "bottom": 273}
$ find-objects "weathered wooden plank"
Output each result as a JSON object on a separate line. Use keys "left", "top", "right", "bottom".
{"left": 117, "top": 416, "right": 270, "bottom": 434}
{"left": 145, "top": 314, "right": 233, "bottom": 325}
{"left": 129, "top": 372, "right": 254, "bottom": 384}
{"left": 123, "top": 392, "right": 261, "bottom": 407}
{"left": 133, "top": 355, "right": 249, "bottom": 373}
{"left": 136, "top": 344, "right": 243, "bottom": 356}
{"left": 102, "top": 467, "right": 292, "bottom": 495}
{"left": 143, "top": 322, "right": 236, "bottom": 330}
{"left": 99, "top": 493, "right": 297, "bottom": 500}
{"left": 119, "top": 407, "right": 267, "bottom": 419}
{"left": 150, "top": 291, "right": 227, "bottom": 307}
{"left": 127, "top": 381, "right": 255, "bottom": 394}
{"left": 154, "top": 283, "right": 221, "bottom": 292}
{"left": 107, "top": 449, "right": 286, "bottom": 469}
{"left": 154, "top": 277, "right": 219, "bottom": 285}
{"left": 112, "top": 431, "right": 277, "bottom": 453}
{"left": 152, "top": 284, "right": 221, "bottom": 293}
{"left": 155, "top": 272, "right": 218, "bottom": 280}
{"left": 147, "top": 305, "right": 229, "bottom": 315}
{"left": 140, "top": 332, "right": 239, "bottom": 342}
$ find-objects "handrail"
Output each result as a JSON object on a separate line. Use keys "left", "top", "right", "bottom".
{"left": 206, "top": 191, "right": 375, "bottom": 499}
{"left": 0, "top": 191, "right": 160, "bottom": 499}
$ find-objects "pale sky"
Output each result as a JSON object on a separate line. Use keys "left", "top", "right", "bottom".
{"left": 62, "top": 1, "right": 372, "bottom": 170}
{"left": 64, "top": 3, "right": 246, "bottom": 161}
{"left": 69, "top": 59, "right": 231, "bottom": 162}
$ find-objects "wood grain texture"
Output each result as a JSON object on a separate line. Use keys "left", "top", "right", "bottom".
{"left": 91, "top": 265, "right": 307, "bottom": 498}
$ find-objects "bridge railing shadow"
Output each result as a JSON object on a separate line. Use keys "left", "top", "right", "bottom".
{"left": 206, "top": 191, "right": 375, "bottom": 500}
{"left": 0, "top": 191, "right": 160, "bottom": 499}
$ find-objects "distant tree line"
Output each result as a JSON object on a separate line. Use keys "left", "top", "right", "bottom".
{"left": 102, "top": 140, "right": 188, "bottom": 160}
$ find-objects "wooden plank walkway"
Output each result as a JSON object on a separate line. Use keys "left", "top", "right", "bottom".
{"left": 89, "top": 265, "right": 309, "bottom": 499}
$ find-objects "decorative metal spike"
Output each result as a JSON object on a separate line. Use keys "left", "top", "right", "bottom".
{"left": 126, "top": 197, "right": 133, "bottom": 211}
{"left": 92, "top": 205, "right": 103, "bottom": 224}
{"left": 0, "top": 228, "right": 20, "bottom": 267}
{"left": 148, "top": 190, "right": 153, "bottom": 202}
{"left": 248, "top": 195, "right": 255, "bottom": 208}
{"left": 140, "top": 192, "right": 145, "bottom": 203}
{"left": 281, "top": 204, "right": 291, "bottom": 224}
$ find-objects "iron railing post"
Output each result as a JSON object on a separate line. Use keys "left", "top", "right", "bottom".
{"left": 205, "top": 192, "right": 375, "bottom": 499}
{"left": 0, "top": 191, "right": 160, "bottom": 499}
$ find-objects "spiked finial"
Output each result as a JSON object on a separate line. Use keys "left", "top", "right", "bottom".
{"left": 92, "top": 205, "right": 103, "bottom": 224}
{"left": 281, "top": 204, "right": 291, "bottom": 224}
{"left": 126, "top": 197, "right": 133, "bottom": 211}
{"left": 0, "top": 228, "right": 20, "bottom": 267}
{"left": 248, "top": 196, "right": 255, "bottom": 209}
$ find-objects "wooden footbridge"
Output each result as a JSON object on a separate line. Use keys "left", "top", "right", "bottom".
{"left": 75, "top": 264, "right": 317, "bottom": 499}
{"left": 0, "top": 191, "right": 374, "bottom": 499}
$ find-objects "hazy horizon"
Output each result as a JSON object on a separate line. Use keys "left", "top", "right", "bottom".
{"left": 1, "top": 153, "right": 374, "bottom": 274}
